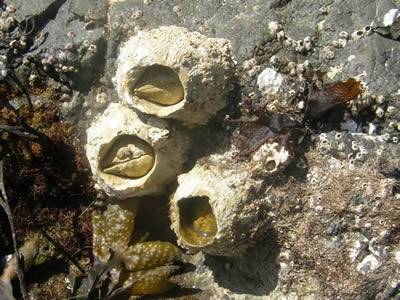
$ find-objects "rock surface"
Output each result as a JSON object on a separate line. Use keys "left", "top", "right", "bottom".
{"left": 2, "top": 0, "right": 400, "bottom": 299}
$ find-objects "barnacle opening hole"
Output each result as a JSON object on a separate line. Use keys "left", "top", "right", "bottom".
{"left": 100, "top": 134, "right": 155, "bottom": 179}
{"left": 131, "top": 64, "right": 184, "bottom": 106}
{"left": 178, "top": 196, "right": 217, "bottom": 247}
{"left": 265, "top": 159, "right": 277, "bottom": 171}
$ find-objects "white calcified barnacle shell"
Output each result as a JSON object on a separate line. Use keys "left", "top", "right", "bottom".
{"left": 169, "top": 159, "right": 276, "bottom": 256}
{"left": 86, "top": 102, "right": 190, "bottom": 199}
{"left": 114, "top": 26, "right": 235, "bottom": 126}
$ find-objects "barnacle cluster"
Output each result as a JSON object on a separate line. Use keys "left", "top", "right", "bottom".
{"left": 87, "top": 25, "right": 235, "bottom": 295}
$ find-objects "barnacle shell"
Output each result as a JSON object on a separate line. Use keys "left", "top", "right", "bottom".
{"left": 169, "top": 161, "right": 273, "bottom": 256}
{"left": 86, "top": 102, "right": 190, "bottom": 198}
{"left": 114, "top": 26, "right": 235, "bottom": 126}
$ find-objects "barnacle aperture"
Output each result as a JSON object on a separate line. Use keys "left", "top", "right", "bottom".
{"left": 132, "top": 65, "right": 184, "bottom": 106}
{"left": 178, "top": 196, "right": 218, "bottom": 246}
{"left": 101, "top": 135, "right": 155, "bottom": 178}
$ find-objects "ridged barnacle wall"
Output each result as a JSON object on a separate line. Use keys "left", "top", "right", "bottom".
{"left": 86, "top": 102, "right": 190, "bottom": 199}
{"left": 114, "top": 26, "right": 235, "bottom": 126}
{"left": 169, "top": 161, "right": 271, "bottom": 256}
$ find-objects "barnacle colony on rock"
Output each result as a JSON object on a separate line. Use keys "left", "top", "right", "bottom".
{"left": 86, "top": 102, "right": 190, "bottom": 199}
{"left": 114, "top": 26, "right": 235, "bottom": 126}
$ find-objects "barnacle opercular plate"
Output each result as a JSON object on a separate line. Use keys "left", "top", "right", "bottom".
{"left": 132, "top": 65, "right": 184, "bottom": 106}
{"left": 101, "top": 135, "right": 155, "bottom": 178}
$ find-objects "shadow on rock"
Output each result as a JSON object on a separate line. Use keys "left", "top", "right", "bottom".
{"left": 204, "top": 229, "right": 280, "bottom": 296}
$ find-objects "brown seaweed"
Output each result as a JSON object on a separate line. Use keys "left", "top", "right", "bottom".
{"left": 304, "top": 78, "right": 361, "bottom": 121}
{"left": 231, "top": 101, "right": 304, "bottom": 157}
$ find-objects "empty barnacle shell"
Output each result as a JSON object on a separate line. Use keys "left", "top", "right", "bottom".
{"left": 114, "top": 26, "right": 235, "bottom": 126}
{"left": 169, "top": 161, "right": 273, "bottom": 256}
{"left": 86, "top": 102, "right": 190, "bottom": 199}
{"left": 178, "top": 196, "right": 218, "bottom": 247}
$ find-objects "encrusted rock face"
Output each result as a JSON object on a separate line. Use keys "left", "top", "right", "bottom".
{"left": 169, "top": 159, "right": 272, "bottom": 256}
{"left": 86, "top": 102, "right": 190, "bottom": 199}
{"left": 114, "top": 26, "right": 235, "bottom": 126}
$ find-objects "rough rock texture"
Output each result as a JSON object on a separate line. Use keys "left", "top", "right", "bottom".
{"left": 3, "top": 0, "right": 400, "bottom": 299}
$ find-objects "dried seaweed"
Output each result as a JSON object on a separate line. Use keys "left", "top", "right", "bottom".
{"left": 304, "top": 78, "right": 361, "bottom": 121}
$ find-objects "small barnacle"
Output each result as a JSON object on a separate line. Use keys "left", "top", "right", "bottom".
{"left": 338, "top": 31, "right": 349, "bottom": 40}
{"left": 375, "top": 95, "right": 385, "bottom": 104}
{"left": 111, "top": 22, "right": 120, "bottom": 30}
{"left": 375, "top": 107, "right": 385, "bottom": 118}
{"left": 323, "top": 46, "right": 335, "bottom": 59}
{"left": 144, "top": 0, "right": 153, "bottom": 4}
{"left": 133, "top": 9, "right": 144, "bottom": 19}
{"left": 363, "top": 25, "right": 373, "bottom": 35}
{"left": 268, "top": 21, "right": 282, "bottom": 36}
{"left": 122, "top": 23, "right": 130, "bottom": 31}
{"left": 304, "top": 36, "right": 313, "bottom": 51}
{"left": 67, "top": 31, "right": 75, "bottom": 39}
{"left": 276, "top": 30, "right": 286, "bottom": 40}
{"left": 386, "top": 105, "right": 395, "bottom": 113}
{"left": 283, "top": 37, "right": 293, "bottom": 47}
{"left": 352, "top": 30, "right": 365, "bottom": 40}
{"left": 88, "top": 44, "right": 97, "bottom": 53}
{"left": 332, "top": 39, "right": 347, "bottom": 48}
{"left": 319, "top": 6, "right": 328, "bottom": 14}
{"left": 253, "top": 5, "right": 262, "bottom": 14}
{"left": 6, "top": 5, "right": 16, "bottom": 13}
{"left": 82, "top": 39, "right": 90, "bottom": 48}
{"left": 22, "top": 57, "right": 30, "bottom": 65}
{"left": 65, "top": 42, "right": 74, "bottom": 51}
{"left": 58, "top": 51, "right": 68, "bottom": 61}
{"left": 295, "top": 40, "right": 305, "bottom": 52}
{"left": 172, "top": 6, "right": 182, "bottom": 17}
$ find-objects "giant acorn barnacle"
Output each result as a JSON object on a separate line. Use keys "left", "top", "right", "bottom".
{"left": 86, "top": 102, "right": 190, "bottom": 199}
{"left": 114, "top": 26, "right": 235, "bottom": 126}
